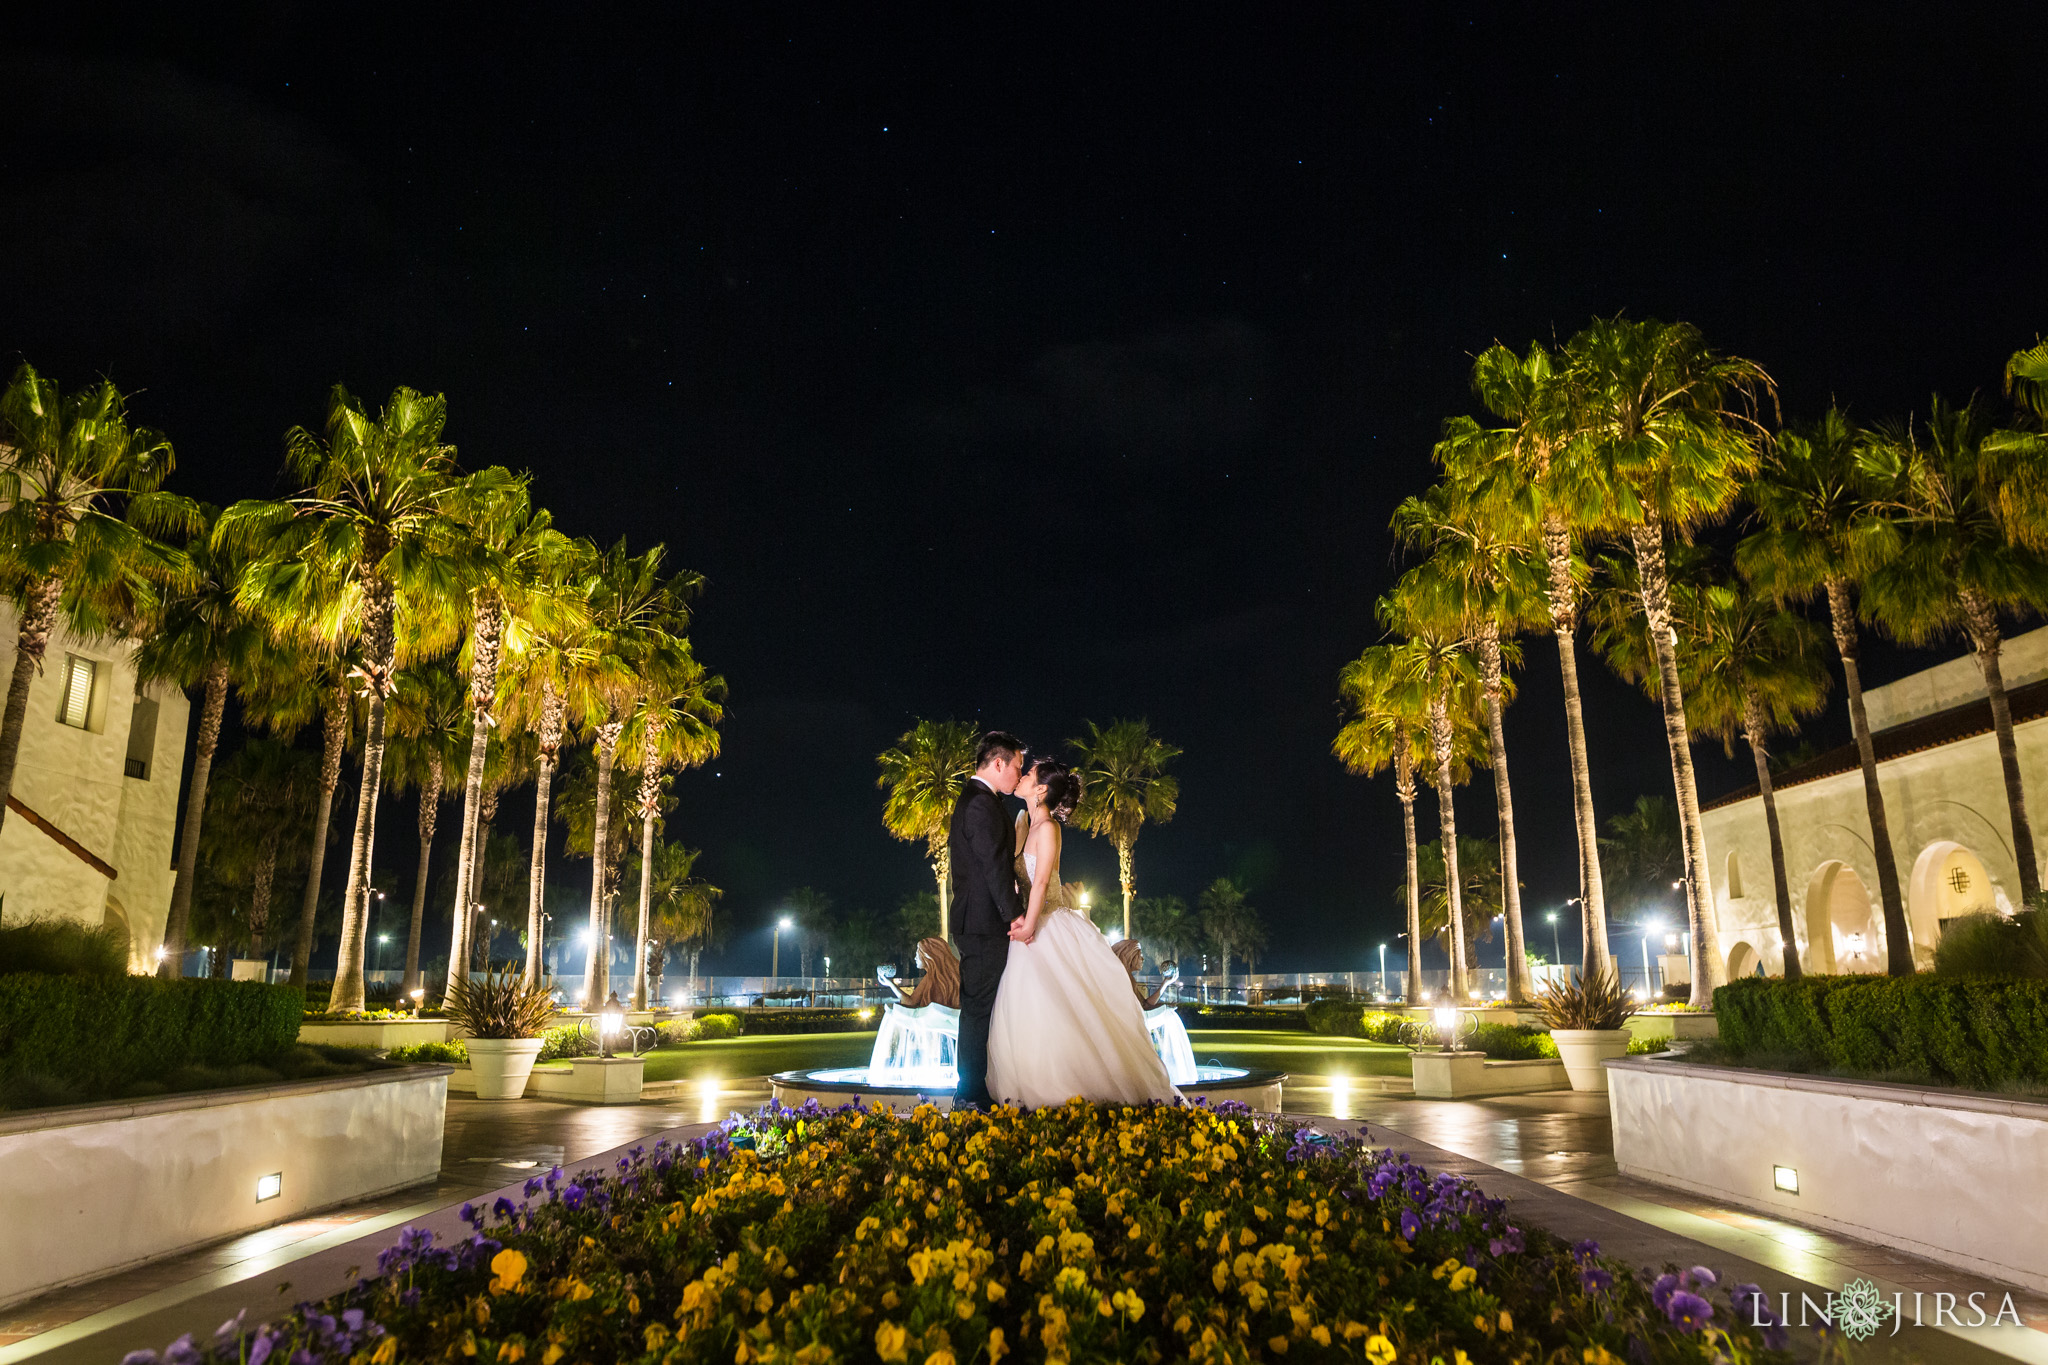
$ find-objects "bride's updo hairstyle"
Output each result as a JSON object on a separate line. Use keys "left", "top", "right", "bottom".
{"left": 1029, "top": 756, "right": 1084, "bottom": 824}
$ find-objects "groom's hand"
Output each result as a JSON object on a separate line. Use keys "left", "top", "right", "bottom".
{"left": 1008, "top": 918, "right": 1036, "bottom": 945}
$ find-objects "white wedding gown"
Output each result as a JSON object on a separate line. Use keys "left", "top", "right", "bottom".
{"left": 985, "top": 847, "right": 1179, "bottom": 1107}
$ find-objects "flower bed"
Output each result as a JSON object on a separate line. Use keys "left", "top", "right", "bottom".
{"left": 128, "top": 1102, "right": 1792, "bottom": 1364}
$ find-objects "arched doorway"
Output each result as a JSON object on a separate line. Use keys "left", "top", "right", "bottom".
{"left": 1804, "top": 861, "right": 1882, "bottom": 974}
{"left": 1726, "top": 940, "right": 1762, "bottom": 980}
{"left": 1908, "top": 841, "right": 2001, "bottom": 963}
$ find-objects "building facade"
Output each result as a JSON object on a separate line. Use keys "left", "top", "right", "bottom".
{"left": 1701, "top": 626, "right": 2048, "bottom": 978}
{"left": 0, "top": 601, "right": 191, "bottom": 971}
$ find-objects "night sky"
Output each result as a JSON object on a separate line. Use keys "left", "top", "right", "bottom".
{"left": 6, "top": 7, "right": 2041, "bottom": 975}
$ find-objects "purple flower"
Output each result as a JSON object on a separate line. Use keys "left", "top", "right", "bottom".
{"left": 119, "top": 1352, "right": 160, "bottom": 1365}
{"left": 1651, "top": 1272, "right": 1681, "bottom": 1311}
{"left": 493, "top": 1197, "right": 518, "bottom": 1222}
{"left": 1571, "top": 1238, "right": 1600, "bottom": 1262}
{"left": 1488, "top": 1227, "right": 1524, "bottom": 1257}
{"left": 1666, "top": 1291, "right": 1713, "bottom": 1332}
{"left": 1687, "top": 1265, "right": 1717, "bottom": 1289}
{"left": 212, "top": 1311, "right": 246, "bottom": 1343}
{"left": 1580, "top": 1266, "right": 1614, "bottom": 1294}
{"left": 341, "top": 1309, "right": 364, "bottom": 1334}
{"left": 247, "top": 1334, "right": 275, "bottom": 1365}
{"left": 459, "top": 1202, "right": 483, "bottom": 1228}
{"left": 562, "top": 1184, "right": 585, "bottom": 1212}
{"left": 1399, "top": 1208, "right": 1422, "bottom": 1242}
{"left": 524, "top": 1176, "right": 544, "bottom": 1198}
{"left": 163, "top": 1335, "right": 201, "bottom": 1365}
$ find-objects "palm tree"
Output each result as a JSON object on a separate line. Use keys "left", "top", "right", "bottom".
{"left": 640, "top": 840, "right": 721, "bottom": 1001}
{"left": 220, "top": 385, "right": 468, "bottom": 1012}
{"left": 199, "top": 739, "right": 318, "bottom": 964}
{"left": 385, "top": 663, "right": 468, "bottom": 994}
{"left": 1131, "top": 893, "right": 1193, "bottom": 971}
{"left": 438, "top": 479, "right": 580, "bottom": 993}
{"left": 784, "top": 886, "right": 833, "bottom": 978}
{"left": 1197, "top": 877, "right": 1265, "bottom": 988}
{"left": 239, "top": 654, "right": 354, "bottom": 987}
{"left": 1381, "top": 611, "right": 1487, "bottom": 1002}
{"left": 1737, "top": 408, "right": 1912, "bottom": 971}
{"left": 569, "top": 540, "right": 700, "bottom": 1005}
{"left": 1407, "top": 836, "right": 1503, "bottom": 967}
{"left": 1335, "top": 643, "right": 1435, "bottom": 1001}
{"left": 1559, "top": 317, "right": 1773, "bottom": 1005}
{"left": 1440, "top": 342, "right": 1620, "bottom": 975}
{"left": 1675, "top": 581, "right": 1830, "bottom": 977}
{"left": 1597, "top": 796, "right": 1686, "bottom": 911}
{"left": 134, "top": 510, "right": 272, "bottom": 974}
{"left": 2005, "top": 339, "right": 2048, "bottom": 422}
{"left": 622, "top": 649, "right": 725, "bottom": 1008}
{"left": 1069, "top": 719, "right": 1181, "bottom": 939}
{"left": 1860, "top": 394, "right": 2048, "bottom": 908}
{"left": 876, "top": 719, "right": 979, "bottom": 944}
{"left": 1390, "top": 480, "right": 1547, "bottom": 999}
{"left": 0, "top": 364, "right": 193, "bottom": 834}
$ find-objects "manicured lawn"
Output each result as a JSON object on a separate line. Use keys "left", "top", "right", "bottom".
{"left": 636, "top": 1030, "right": 879, "bottom": 1082}
{"left": 1185, "top": 1029, "right": 1413, "bottom": 1078}
{"left": 625, "top": 1026, "right": 1410, "bottom": 1083}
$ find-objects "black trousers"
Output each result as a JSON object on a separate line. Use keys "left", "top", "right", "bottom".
{"left": 952, "top": 931, "right": 1008, "bottom": 1107}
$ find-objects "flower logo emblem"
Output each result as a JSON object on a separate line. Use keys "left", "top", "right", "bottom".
{"left": 1832, "top": 1278, "right": 1895, "bottom": 1341}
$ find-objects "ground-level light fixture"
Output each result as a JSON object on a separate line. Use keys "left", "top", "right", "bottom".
{"left": 256, "top": 1172, "right": 283, "bottom": 1202}
{"left": 1772, "top": 1165, "right": 1799, "bottom": 1194}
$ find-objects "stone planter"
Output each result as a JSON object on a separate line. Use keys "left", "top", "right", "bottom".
{"left": 299, "top": 1017, "right": 451, "bottom": 1050}
{"left": 1551, "top": 1028, "right": 1630, "bottom": 1091}
{"left": 1411, "top": 1051, "right": 1568, "bottom": 1098}
{"left": 466, "top": 1037, "right": 545, "bottom": 1099}
{"left": 1623, "top": 1012, "right": 1718, "bottom": 1043}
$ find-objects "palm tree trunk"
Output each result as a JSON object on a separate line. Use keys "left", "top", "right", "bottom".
{"left": 468, "top": 787, "right": 498, "bottom": 972}
{"left": 1542, "top": 514, "right": 1612, "bottom": 976}
{"left": 1430, "top": 688, "right": 1469, "bottom": 1001}
{"left": 159, "top": 662, "right": 229, "bottom": 975}
{"left": 1629, "top": 521, "right": 1725, "bottom": 1006}
{"left": 1825, "top": 578, "right": 1912, "bottom": 974}
{"left": 1962, "top": 588, "right": 2040, "bottom": 904}
{"left": 251, "top": 838, "right": 277, "bottom": 951}
{"left": 933, "top": 840, "right": 952, "bottom": 944}
{"left": 1477, "top": 626, "right": 1532, "bottom": 1000}
{"left": 0, "top": 575, "right": 64, "bottom": 834}
{"left": 442, "top": 646, "right": 499, "bottom": 997}
{"left": 1398, "top": 756, "right": 1423, "bottom": 1003}
{"left": 290, "top": 682, "right": 348, "bottom": 988}
{"left": 1742, "top": 691, "right": 1801, "bottom": 978}
{"left": 1117, "top": 842, "right": 1135, "bottom": 941}
{"left": 583, "top": 717, "right": 624, "bottom": 1005}
{"left": 524, "top": 684, "right": 565, "bottom": 988}
{"left": 332, "top": 573, "right": 397, "bottom": 1014}
{"left": 631, "top": 743, "right": 661, "bottom": 1009}
{"left": 403, "top": 756, "right": 441, "bottom": 995}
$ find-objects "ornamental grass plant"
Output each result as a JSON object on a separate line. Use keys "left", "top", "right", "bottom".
{"left": 130, "top": 1101, "right": 1794, "bottom": 1365}
{"left": 1534, "top": 970, "right": 1631, "bottom": 1032}
{"left": 445, "top": 964, "right": 557, "bottom": 1039}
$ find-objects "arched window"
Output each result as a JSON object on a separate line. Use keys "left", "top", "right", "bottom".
{"left": 1725, "top": 850, "right": 1746, "bottom": 901}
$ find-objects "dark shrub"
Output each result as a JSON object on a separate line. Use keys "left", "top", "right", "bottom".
{"left": 735, "top": 1007, "right": 873, "bottom": 1035}
{"left": 1934, "top": 910, "right": 2048, "bottom": 979}
{"left": 1172, "top": 1004, "right": 1311, "bottom": 1031}
{"left": 0, "top": 916, "right": 128, "bottom": 976}
{"left": 0, "top": 973, "right": 303, "bottom": 1102}
{"left": 1468, "top": 1022, "right": 1556, "bottom": 1060}
{"left": 1714, "top": 974, "right": 2048, "bottom": 1089}
{"left": 1304, "top": 998, "right": 1365, "bottom": 1036}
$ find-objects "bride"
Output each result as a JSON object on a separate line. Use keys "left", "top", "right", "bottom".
{"left": 985, "top": 756, "right": 1177, "bottom": 1107}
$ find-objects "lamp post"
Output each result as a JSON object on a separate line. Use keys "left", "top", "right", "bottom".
{"left": 375, "top": 933, "right": 391, "bottom": 973}
{"left": 1640, "top": 920, "right": 1663, "bottom": 999}
{"left": 1545, "top": 911, "right": 1562, "bottom": 970}
{"left": 1377, "top": 942, "right": 1387, "bottom": 998}
{"left": 773, "top": 916, "right": 792, "bottom": 978}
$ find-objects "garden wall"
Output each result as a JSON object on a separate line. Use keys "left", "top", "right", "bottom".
{"left": 1608, "top": 1056, "right": 2048, "bottom": 1293}
{"left": 0, "top": 1066, "right": 449, "bottom": 1308}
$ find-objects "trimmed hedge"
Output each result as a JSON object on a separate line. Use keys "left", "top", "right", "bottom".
{"left": 1172, "top": 1003, "right": 1312, "bottom": 1031}
{"left": 1304, "top": 997, "right": 1366, "bottom": 1036}
{"left": 1714, "top": 974, "right": 2048, "bottom": 1089}
{"left": 735, "top": 1007, "right": 876, "bottom": 1035}
{"left": 0, "top": 972, "right": 304, "bottom": 1097}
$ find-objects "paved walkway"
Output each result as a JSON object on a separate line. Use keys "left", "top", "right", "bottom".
{"left": 6, "top": 1077, "right": 2044, "bottom": 1364}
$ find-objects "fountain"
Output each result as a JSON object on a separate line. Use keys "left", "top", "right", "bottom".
{"left": 769, "top": 939, "right": 1283, "bottom": 1110}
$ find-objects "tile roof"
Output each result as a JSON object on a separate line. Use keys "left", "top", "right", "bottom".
{"left": 1701, "top": 676, "right": 2048, "bottom": 812}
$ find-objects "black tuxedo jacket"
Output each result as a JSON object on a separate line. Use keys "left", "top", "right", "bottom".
{"left": 949, "top": 779, "right": 1024, "bottom": 939}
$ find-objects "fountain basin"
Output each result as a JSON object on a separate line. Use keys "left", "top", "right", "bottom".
{"left": 767, "top": 1064, "right": 1285, "bottom": 1113}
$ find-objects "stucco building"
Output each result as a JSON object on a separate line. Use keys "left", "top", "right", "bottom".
{"left": 1701, "top": 626, "right": 2048, "bottom": 978}
{"left": 0, "top": 601, "right": 191, "bottom": 971}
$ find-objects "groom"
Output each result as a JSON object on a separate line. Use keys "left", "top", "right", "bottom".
{"left": 949, "top": 729, "right": 1027, "bottom": 1108}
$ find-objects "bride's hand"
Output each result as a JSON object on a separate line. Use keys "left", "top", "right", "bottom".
{"left": 1008, "top": 916, "right": 1037, "bottom": 945}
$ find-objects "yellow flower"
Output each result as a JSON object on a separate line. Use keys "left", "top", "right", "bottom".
{"left": 987, "top": 1327, "right": 1009, "bottom": 1361}
{"left": 496, "top": 1345, "right": 525, "bottom": 1363}
{"left": 1269, "top": 1336, "right": 1290, "bottom": 1354}
{"left": 1498, "top": 1310, "right": 1513, "bottom": 1333}
{"left": 985, "top": 1280, "right": 1007, "bottom": 1303}
{"left": 1289, "top": 1305, "right": 1312, "bottom": 1332}
{"left": 1365, "top": 1333, "right": 1398, "bottom": 1365}
{"left": 925, "top": 1351, "right": 956, "bottom": 1365}
{"left": 540, "top": 1347, "right": 564, "bottom": 1365}
{"left": 1311, "top": 1325, "right": 1332, "bottom": 1347}
{"left": 644, "top": 1324, "right": 671, "bottom": 1351}
{"left": 488, "top": 1250, "right": 528, "bottom": 1295}
{"left": 874, "top": 1320, "right": 909, "bottom": 1363}
{"left": 1455, "top": 1352, "right": 1473, "bottom": 1365}
{"left": 1450, "top": 1266, "right": 1477, "bottom": 1292}
{"left": 370, "top": 1340, "right": 399, "bottom": 1365}
{"left": 956, "top": 1297, "right": 975, "bottom": 1320}
{"left": 1175, "top": 1314, "right": 1194, "bottom": 1335}
{"left": 1583, "top": 1349, "right": 1622, "bottom": 1365}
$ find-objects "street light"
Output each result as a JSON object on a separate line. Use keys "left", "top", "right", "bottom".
{"left": 1641, "top": 920, "right": 1664, "bottom": 998}
{"left": 1545, "top": 911, "right": 1562, "bottom": 969}
{"left": 773, "top": 916, "right": 792, "bottom": 978}
{"left": 375, "top": 933, "right": 391, "bottom": 972}
{"left": 1377, "top": 942, "right": 1388, "bottom": 998}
